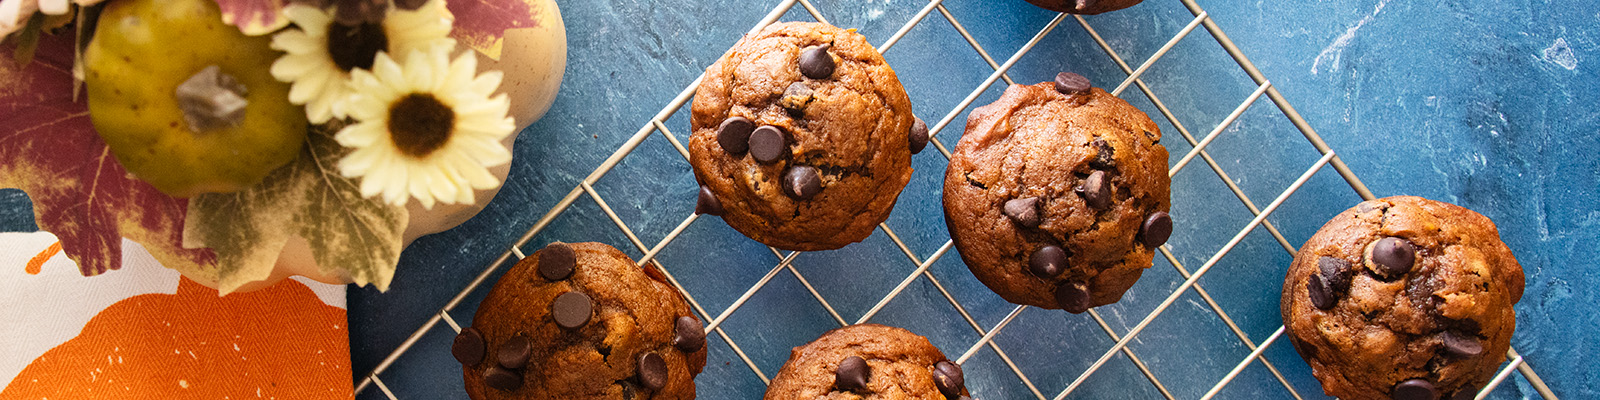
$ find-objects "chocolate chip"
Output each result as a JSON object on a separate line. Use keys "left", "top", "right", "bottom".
{"left": 673, "top": 315, "right": 706, "bottom": 353}
{"left": 933, "top": 361, "right": 964, "bottom": 397}
{"left": 1357, "top": 201, "right": 1383, "bottom": 213}
{"left": 1440, "top": 331, "right": 1483, "bottom": 358}
{"left": 452, "top": 327, "right": 485, "bottom": 366}
{"left": 1004, "top": 197, "right": 1042, "bottom": 228}
{"left": 538, "top": 242, "right": 576, "bottom": 281}
{"left": 1307, "top": 273, "right": 1337, "bottom": 310}
{"left": 1029, "top": 245, "right": 1067, "bottom": 278}
{"left": 484, "top": 366, "right": 523, "bottom": 391}
{"left": 637, "top": 352, "right": 668, "bottom": 390}
{"left": 1366, "top": 237, "right": 1416, "bottom": 279}
{"left": 836, "top": 356, "right": 870, "bottom": 392}
{"left": 1139, "top": 212, "right": 1172, "bottom": 248}
{"left": 748, "top": 125, "right": 788, "bottom": 163}
{"left": 496, "top": 335, "right": 531, "bottom": 369}
{"left": 1055, "top": 281, "right": 1091, "bottom": 313}
{"left": 799, "top": 43, "right": 835, "bottom": 79}
{"left": 551, "top": 291, "right": 593, "bottom": 330}
{"left": 909, "top": 117, "right": 930, "bottom": 154}
{"left": 1310, "top": 256, "right": 1353, "bottom": 309}
{"left": 779, "top": 82, "right": 815, "bottom": 111}
{"left": 1088, "top": 139, "right": 1115, "bottom": 170}
{"left": 1393, "top": 378, "right": 1438, "bottom": 400}
{"left": 1317, "top": 256, "right": 1353, "bottom": 293}
{"left": 1451, "top": 386, "right": 1481, "bottom": 400}
{"left": 717, "top": 116, "right": 755, "bottom": 155}
{"left": 1054, "top": 72, "right": 1091, "bottom": 95}
{"left": 695, "top": 185, "right": 724, "bottom": 216}
{"left": 783, "top": 166, "right": 822, "bottom": 200}
{"left": 1077, "top": 170, "right": 1112, "bottom": 210}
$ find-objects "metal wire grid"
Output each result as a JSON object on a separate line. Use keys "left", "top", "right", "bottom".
{"left": 349, "top": 1, "right": 1560, "bottom": 399}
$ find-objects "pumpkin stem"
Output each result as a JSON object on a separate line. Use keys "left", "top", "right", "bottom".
{"left": 175, "top": 65, "right": 249, "bottom": 133}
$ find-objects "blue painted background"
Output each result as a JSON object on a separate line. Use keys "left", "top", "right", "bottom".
{"left": 3, "top": 0, "right": 1594, "bottom": 398}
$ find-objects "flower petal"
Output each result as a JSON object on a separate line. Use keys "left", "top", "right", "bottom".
{"left": 371, "top": 52, "right": 406, "bottom": 89}
{"left": 271, "top": 31, "right": 319, "bottom": 54}
{"left": 408, "top": 169, "right": 435, "bottom": 209}
{"left": 425, "top": 167, "right": 458, "bottom": 205}
{"left": 283, "top": 68, "right": 326, "bottom": 103}
{"left": 446, "top": 152, "right": 499, "bottom": 189}
{"left": 335, "top": 121, "right": 383, "bottom": 148}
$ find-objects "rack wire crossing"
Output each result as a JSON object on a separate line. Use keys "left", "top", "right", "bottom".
{"left": 353, "top": 1, "right": 1557, "bottom": 399}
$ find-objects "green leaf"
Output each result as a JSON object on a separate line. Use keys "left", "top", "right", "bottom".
{"left": 185, "top": 123, "right": 408, "bottom": 293}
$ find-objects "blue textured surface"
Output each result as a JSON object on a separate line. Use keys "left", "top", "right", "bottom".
{"left": 3, "top": 0, "right": 1593, "bottom": 398}
{"left": 335, "top": 0, "right": 1600, "bottom": 398}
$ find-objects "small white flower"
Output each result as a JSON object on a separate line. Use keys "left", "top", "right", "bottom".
{"left": 336, "top": 46, "right": 514, "bottom": 208}
{"left": 269, "top": 0, "right": 454, "bottom": 123}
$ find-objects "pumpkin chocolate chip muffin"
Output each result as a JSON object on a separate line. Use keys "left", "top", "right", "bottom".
{"left": 1282, "top": 196, "right": 1524, "bottom": 400}
{"left": 943, "top": 73, "right": 1170, "bottom": 313}
{"left": 689, "top": 21, "right": 923, "bottom": 251}
{"left": 765, "top": 324, "right": 971, "bottom": 400}
{"left": 454, "top": 242, "right": 707, "bottom": 399}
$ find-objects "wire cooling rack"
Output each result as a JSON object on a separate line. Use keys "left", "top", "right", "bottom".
{"left": 351, "top": 0, "right": 1559, "bottom": 398}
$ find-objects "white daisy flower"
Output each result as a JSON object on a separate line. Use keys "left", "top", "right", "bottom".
{"left": 269, "top": 0, "right": 454, "bottom": 123}
{"left": 336, "top": 46, "right": 515, "bottom": 209}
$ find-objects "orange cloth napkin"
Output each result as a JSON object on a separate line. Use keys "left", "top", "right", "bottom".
{"left": 1, "top": 232, "right": 353, "bottom": 399}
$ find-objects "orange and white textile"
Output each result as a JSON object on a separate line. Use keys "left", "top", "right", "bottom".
{"left": 0, "top": 231, "right": 353, "bottom": 399}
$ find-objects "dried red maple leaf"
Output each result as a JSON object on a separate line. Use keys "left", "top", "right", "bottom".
{"left": 447, "top": 0, "right": 542, "bottom": 60}
{"left": 0, "top": 32, "right": 217, "bottom": 278}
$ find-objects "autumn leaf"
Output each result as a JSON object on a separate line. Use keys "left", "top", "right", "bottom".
{"left": 0, "top": 32, "right": 218, "bottom": 279}
{"left": 185, "top": 122, "right": 408, "bottom": 294}
{"left": 446, "top": 0, "right": 542, "bottom": 60}
{"left": 213, "top": 0, "right": 288, "bottom": 36}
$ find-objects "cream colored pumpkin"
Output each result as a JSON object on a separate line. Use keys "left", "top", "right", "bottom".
{"left": 209, "top": 0, "right": 566, "bottom": 292}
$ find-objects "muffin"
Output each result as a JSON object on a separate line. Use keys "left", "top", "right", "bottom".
{"left": 765, "top": 324, "right": 971, "bottom": 400}
{"left": 454, "top": 242, "right": 708, "bottom": 399}
{"left": 688, "top": 21, "right": 922, "bottom": 251}
{"left": 1281, "top": 196, "right": 1524, "bottom": 400}
{"left": 943, "top": 73, "right": 1170, "bottom": 313}
{"left": 1023, "top": 0, "right": 1145, "bottom": 15}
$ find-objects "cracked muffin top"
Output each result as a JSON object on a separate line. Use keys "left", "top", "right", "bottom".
{"left": 943, "top": 75, "right": 1170, "bottom": 312}
{"left": 457, "top": 242, "right": 707, "bottom": 399}
{"left": 688, "top": 21, "right": 919, "bottom": 251}
{"left": 765, "top": 324, "right": 970, "bottom": 400}
{"left": 1282, "top": 196, "right": 1524, "bottom": 400}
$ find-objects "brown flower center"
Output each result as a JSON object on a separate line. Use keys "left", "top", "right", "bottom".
{"left": 326, "top": 21, "right": 388, "bottom": 72}
{"left": 388, "top": 93, "right": 455, "bottom": 158}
